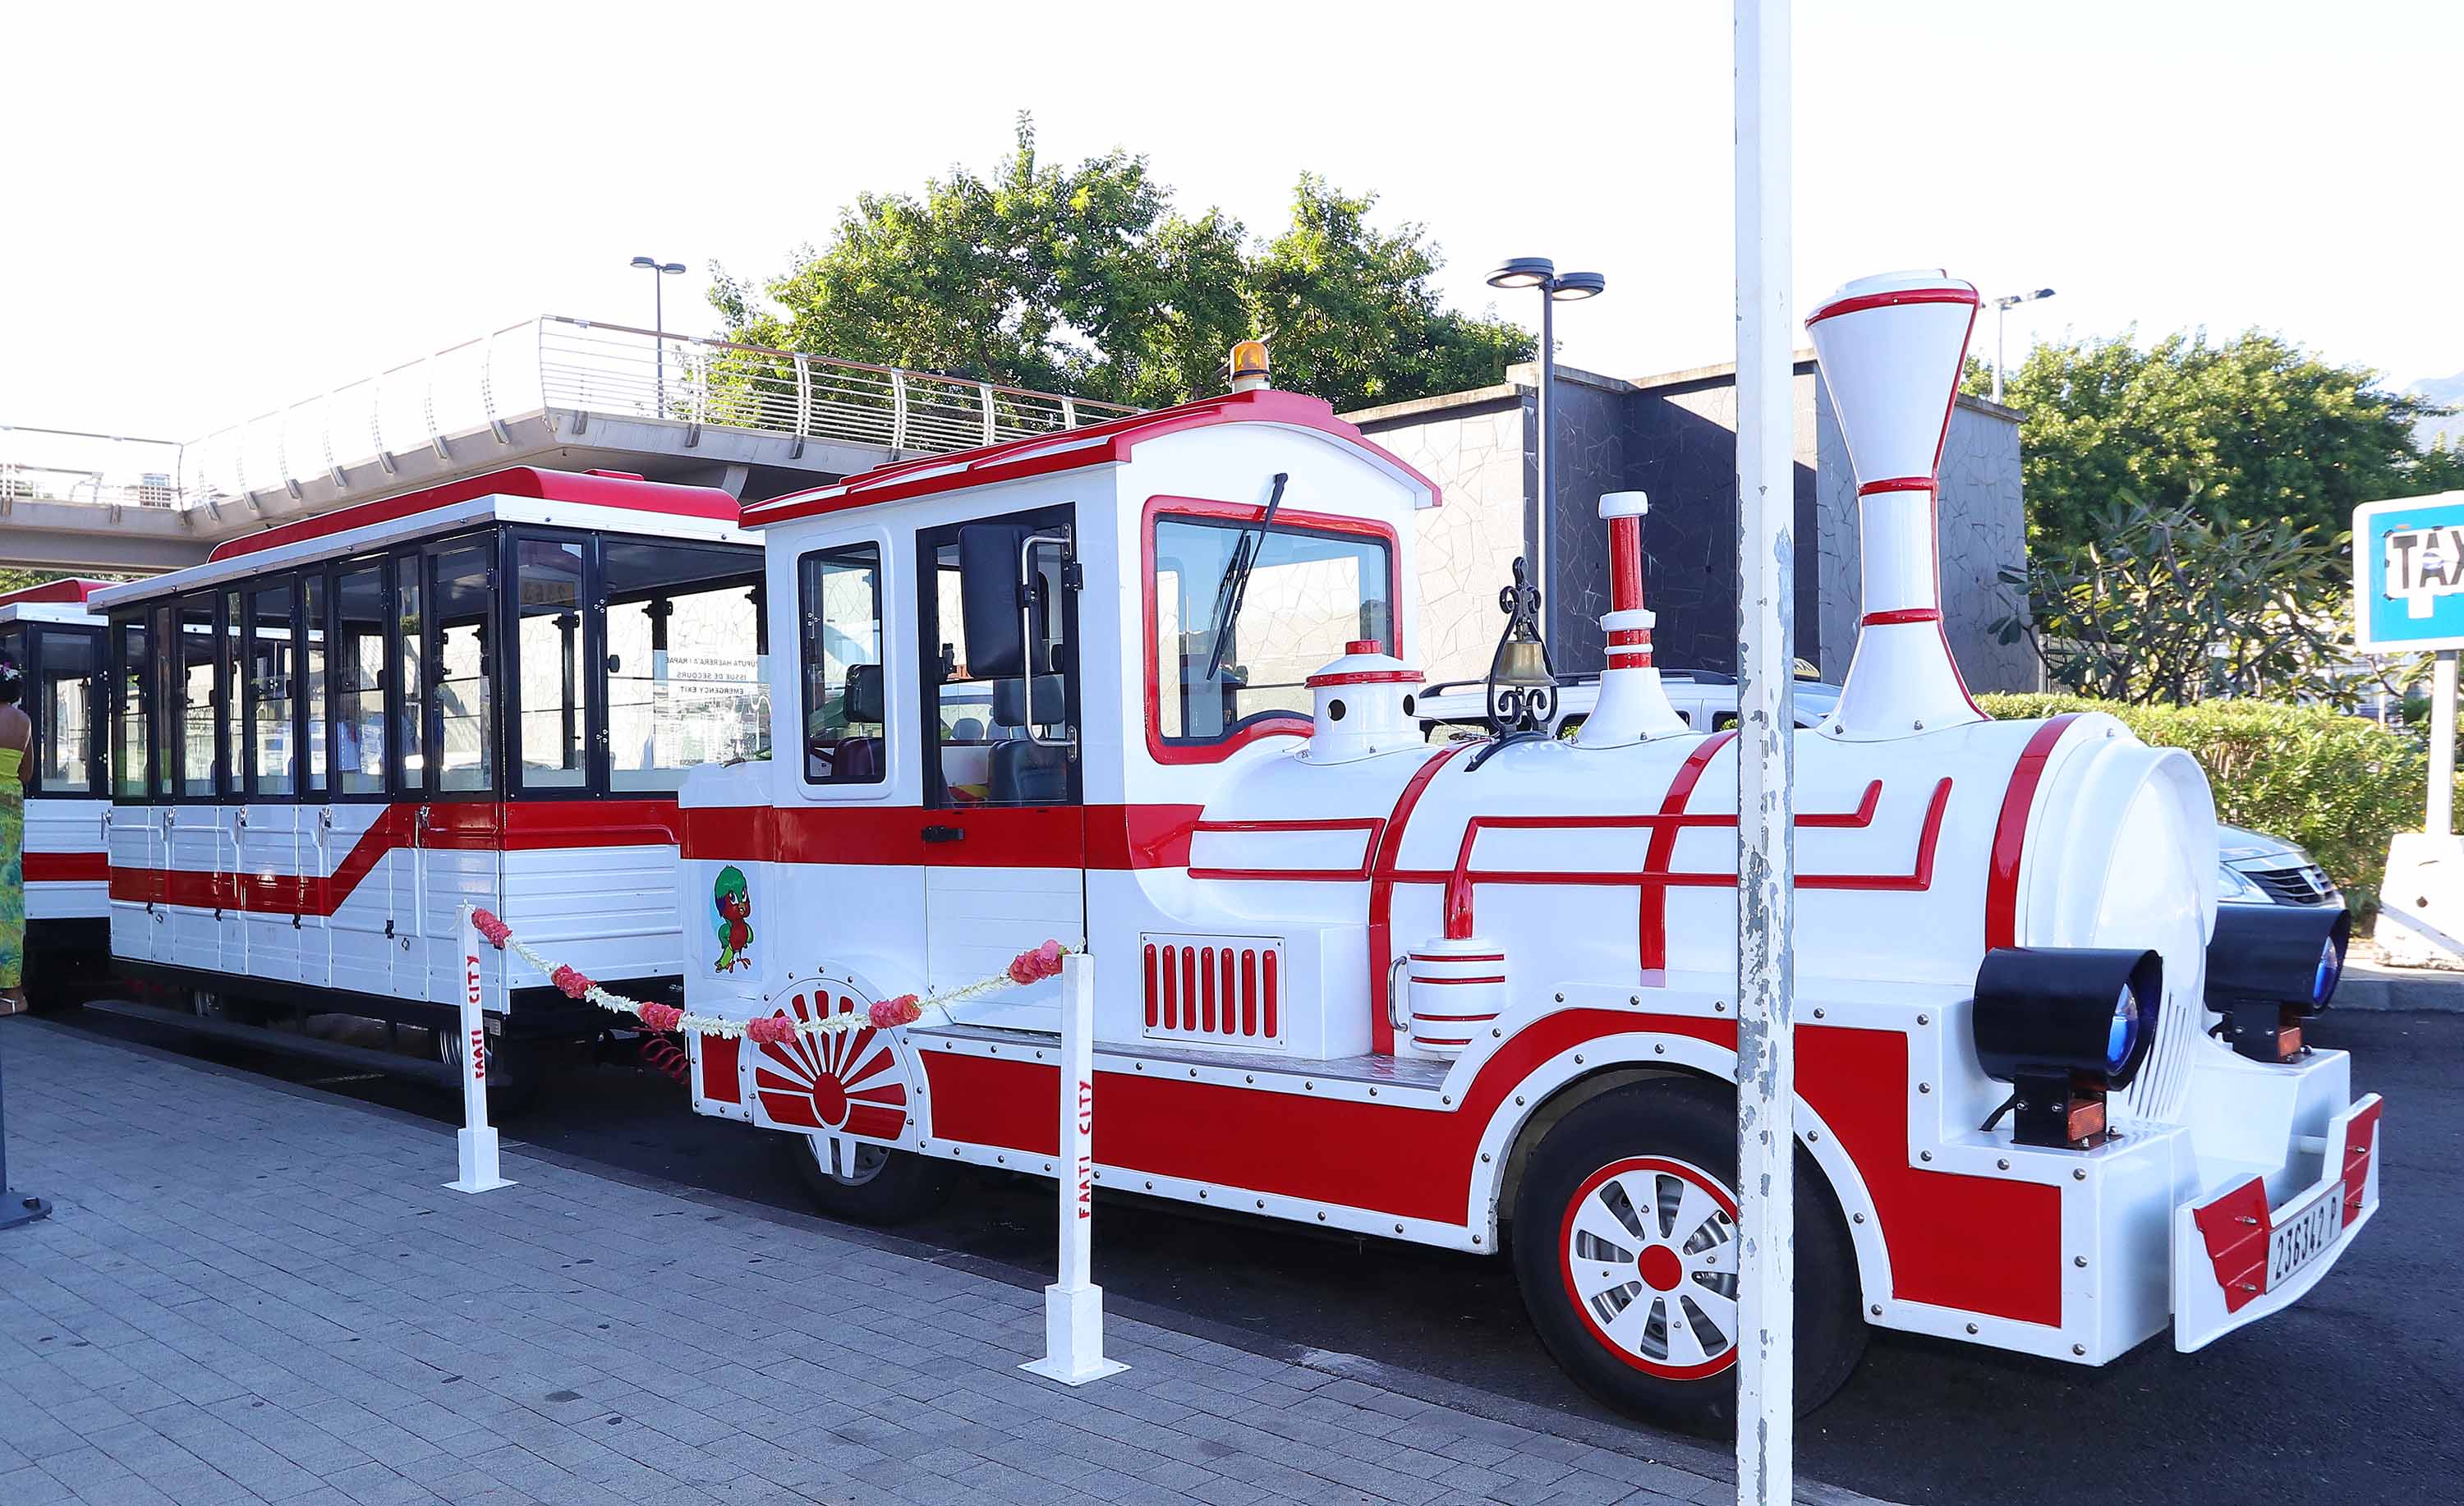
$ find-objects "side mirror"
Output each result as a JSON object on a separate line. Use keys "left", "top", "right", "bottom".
{"left": 958, "top": 523, "right": 1033, "bottom": 678}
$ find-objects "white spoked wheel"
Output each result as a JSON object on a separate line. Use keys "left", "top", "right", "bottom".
{"left": 1511, "top": 1077, "right": 1865, "bottom": 1431}
{"left": 807, "top": 1133, "right": 890, "bottom": 1188}
{"left": 1560, "top": 1155, "right": 1740, "bottom": 1380}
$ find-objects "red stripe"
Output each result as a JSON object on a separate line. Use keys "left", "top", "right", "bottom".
{"left": 1409, "top": 952, "right": 1505, "bottom": 963}
{"left": 108, "top": 799, "right": 681, "bottom": 916}
{"left": 1409, "top": 976, "right": 1506, "bottom": 986}
{"left": 1367, "top": 742, "right": 1476, "bottom": 1054}
{"left": 1861, "top": 608, "right": 1942, "bottom": 626}
{"left": 1986, "top": 715, "right": 2080, "bottom": 950}
{"left": 1855, "top": 476, "right": 1937, "bottom": 495}
{"left": 1639, "top": 732, "right": 1735, "bottom": 970}
{"left": 1303, "top": 668, "right": 1423, "bottom": 687}
{"left": 25, "top": 852, "right": 108, "bottom": 883}
{"left": 683, "top": 802, "right": 1202, "bottom": 871}
{"left": 1804, "top": 286, "right": 1981, "bottom": 324}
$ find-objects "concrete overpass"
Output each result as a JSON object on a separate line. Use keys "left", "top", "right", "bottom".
{"left": 2, "top": 319, "right": 1133, "bottom": 575}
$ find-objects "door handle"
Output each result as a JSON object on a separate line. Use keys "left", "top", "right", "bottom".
{"left": 922, "top": 824, "right": 966, "bottom": 844}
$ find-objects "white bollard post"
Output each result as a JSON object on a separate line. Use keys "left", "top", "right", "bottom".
{"left": 444, "top": 905, "right": 515, "bottom": 1195}
{"left": 1022, "top": 951, "right": 1125, "bottom": 1385}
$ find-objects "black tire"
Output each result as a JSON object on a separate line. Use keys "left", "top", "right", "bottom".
{"left": 787, "top": 1133, "right": 954, "bottom": 1226}
{"left": 436, "top": 1027, "right": 542, "bottom": 1119}
{"left": 1510, "top": 1077, "right": 1866, "bottom": 1435}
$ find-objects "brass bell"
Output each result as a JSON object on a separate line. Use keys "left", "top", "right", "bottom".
{"left": 1495, "top": 636, "right": 1551, "bottom": 686}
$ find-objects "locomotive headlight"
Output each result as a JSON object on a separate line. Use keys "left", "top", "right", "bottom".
{"left": 2206, "top": 904, "right": 2351, "bottom": 1062}
{"left": 1971, "top": 947, "right": 2164, "bottom": 1150}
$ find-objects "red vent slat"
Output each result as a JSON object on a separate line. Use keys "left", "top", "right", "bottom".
{"left": 1240, "top": 949, "right": 1257, "bottom": 1036}
{"left": 1262, "top": 950, "right": 1278, "bottom": 1038}
{"left": 1143, "top": 944, "right": 1159, "bottom": 1027}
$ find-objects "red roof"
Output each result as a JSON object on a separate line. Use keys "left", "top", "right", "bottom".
{"left": 0, "top": 578, "right": 113, "bottom": 608}
{"left": 739, "top": 387, "right": 1440, "bottom": 526}
{"left": 206, "top": 467, "right": 741, "bottom": 563}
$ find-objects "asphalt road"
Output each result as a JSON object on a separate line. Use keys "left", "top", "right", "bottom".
{"left": 43, "top": 1005, "right": 2463, "bottom": 1506}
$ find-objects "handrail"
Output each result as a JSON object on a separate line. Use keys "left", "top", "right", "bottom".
{"left": 122, "top": 315, "right": 1133, "bottom": 519}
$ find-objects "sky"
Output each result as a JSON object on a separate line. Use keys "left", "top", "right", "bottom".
{"left": 2, "top": 0, "right": 2457, "bottom": 457}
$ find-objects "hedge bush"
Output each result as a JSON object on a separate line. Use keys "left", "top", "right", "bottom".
{"left": 1975, "top": 694, "right": 2437, "bottom": 916}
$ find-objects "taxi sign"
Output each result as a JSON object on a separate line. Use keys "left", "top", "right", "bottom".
{"left": 2355, "top": 491, "right": 2464, "bottom": 652}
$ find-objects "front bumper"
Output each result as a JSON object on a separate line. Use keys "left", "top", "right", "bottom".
{"left": 2172, "top": 1091, "right": 2384, "bottom": 1352}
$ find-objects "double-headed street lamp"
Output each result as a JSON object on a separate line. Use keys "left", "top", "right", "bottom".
{"left": 631, "top": 255, "right": 687, "bottom": 413}
{"left": 1989, "top": 287, "right": 2056, "bottom": 403}
{"left": 1486, "top": 258, "right": 1606, "bottom": 649}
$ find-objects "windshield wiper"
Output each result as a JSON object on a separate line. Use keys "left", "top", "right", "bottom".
{"left": 1200, "top": 471, "right": 1287, "bottom": 687}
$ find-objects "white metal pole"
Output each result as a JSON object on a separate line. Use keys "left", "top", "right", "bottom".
{"left": 445, "top": 904, "right": 514, "bottom": 1194}
{"left": 1734, "top": 2, "right": 1795, "bottom": 1501}
{"left": 1022, "top": 952, "right": 1126, "bottom": 1385}
{"left": 1992, "top": 303, "right": 2007, "bottom": 404}
{"left": 2432, "top": 650, "right": 2456, "bottom": 837}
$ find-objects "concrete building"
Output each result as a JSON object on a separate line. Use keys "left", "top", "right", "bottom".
{"left": 1352, "top": 357, "right": 2034, "bottom": 691}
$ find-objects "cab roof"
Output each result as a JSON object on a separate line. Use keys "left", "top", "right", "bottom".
{"left": 0, "top": 578, "right": 113, "bottom": 608}
{"left": 206, "top": 466, "right": 739, "bottom": 565}
{"left": 738, "top": 386, "right": 1440, "bottom": 528}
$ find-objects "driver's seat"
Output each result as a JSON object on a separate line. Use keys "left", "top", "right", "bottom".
{"left": 989, "top": 675, "right": 1069, "bottom": 804}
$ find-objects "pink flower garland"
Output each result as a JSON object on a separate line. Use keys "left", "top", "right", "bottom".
{"left": 468, "top": 911, "right": 1070, "bottom": 1045}
{"left": 1006, "top": 940, "right": 1065, "bottom": 985}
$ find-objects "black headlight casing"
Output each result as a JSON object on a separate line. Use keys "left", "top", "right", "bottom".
{"left": 1973, "top": 947, "right": 2163, "bottom": 1149}
{"left": 2206, "top": 904, "right": 2351, "bottom": 1062}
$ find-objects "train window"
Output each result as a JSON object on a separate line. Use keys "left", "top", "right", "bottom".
{"left": 334, "top": 566, "right": 386, "bottom": 796}
{"left": 221, "top": 589, "right": 241, "bottom": 795}
{"left": 112, "top": 616, "right": 149, "bottom": 801}
{"left": 922, "top": 513, "right": 1076, "bottom": 807}
{"left": 798, "top": 544, "right": 884, "bottom": 786}
{"left": 149, "top": 604, "right": 174, "bottom": 797}
{"left": 604, "top": 540, "right": 768, "bottom": 792}
{"left": 246, "top": 581, "right": 297, "bottom": 797}
{"left": 1151, "top": 513, "right": 1391, "bottom": 748}
{"left": 177, "top": 596, "right": 218, "bottom": 797}
{"left": 301, "top": 574, "right": 328, "bottom": 797}
{"left": 35, "top": 630, "right": 100, "bottom": 796}
{"left": 431, "top": 543, "right": 494, "bottom": 794}
{"left": 513, "top": 539, "right": 589, "bottom": 791}
{"left": 393, "top": 555, "right": 425, "bottom": 791}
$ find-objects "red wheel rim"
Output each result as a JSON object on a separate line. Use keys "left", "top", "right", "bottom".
{"left": 1556, "top": 1155, "right": 1741, "bottom": 1380}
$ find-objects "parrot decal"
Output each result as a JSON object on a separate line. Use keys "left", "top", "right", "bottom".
{"left": 713, "top": 865, "right": 755, "bottom": 973}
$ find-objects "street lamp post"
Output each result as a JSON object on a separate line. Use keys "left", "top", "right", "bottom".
{"left": 631, "top": 255, "right": 687, "bottom": 415}
{"left": 1486, "top": 259, "right": 1606, "bottom": 645}
{"left": 1989, "top": 287, "right": 2056, "bottom": 403}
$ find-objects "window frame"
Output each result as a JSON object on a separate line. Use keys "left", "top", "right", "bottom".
{"left": 241, "top": 575, "right": 301, "bottom": 801}
{"left": 326, "top": 553, "right": 395, "bottom": 804}
{"left": 913, "top": 504, "right": 1080, "bottom": 810}
{"left": 418, "top": 530, "right": 503, "bottom": 803}
{"left": 1139, "top": 494, "right": 1401, "bottom": 767}
{"left": 597, "top": 531, "right": 769, "bottom": 798}
{"left": 796, "top": 540, "right": 889, "bottom": 791}
{"left": 503, "top": 525, "right": 601, "bottom": 800}
{"left": 107, "top": 610, "right": 152, "bottom": 805}
{"left": 165, "top": 590, "right": 227, "bottom": 804}
{"left": 22, "top": 622, "right": 108, "bottom": 800}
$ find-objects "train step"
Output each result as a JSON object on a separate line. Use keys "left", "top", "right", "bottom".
{"left": 80, "top": 998, "right": 464, "bottom": 1090}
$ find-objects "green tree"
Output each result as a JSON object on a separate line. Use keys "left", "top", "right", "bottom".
{"left": 1997, "top": 491, "right": 2361, "bottom": 706}
{"left": 710, "top": 117, "right": 1531, "bottom": 413}
{"left": 1965, "top": 329, "right": 2464, "bottom": 550}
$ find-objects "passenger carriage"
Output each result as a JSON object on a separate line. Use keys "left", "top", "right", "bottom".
{"left": 658, "top": 280, "right": 2379, "bottom": 1428}
{"left": 0, "top": 580, "right": 113, "bottom": 999}
{"left": 92, "top": 468, "right": 770, "bottom": 1095}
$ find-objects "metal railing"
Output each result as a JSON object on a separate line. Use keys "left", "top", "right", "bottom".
{"left": 168, "top": 318, "right": 1137, "bottom": 514}
{"left": 0, "top": 428, "right": 186, "bottom": 510}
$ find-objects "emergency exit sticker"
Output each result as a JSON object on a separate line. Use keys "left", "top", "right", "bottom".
{"left": 2355, "top": 493, "right": 2464, "bottom": 652}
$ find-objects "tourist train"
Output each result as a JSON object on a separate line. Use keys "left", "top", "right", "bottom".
{"left": 87, "top": 469, "right": 769, "bottom": 1093}
{"left": 665, "top": 273, "right": 2380, "bottom": 1425}
{"left": 54, "top": 271, "right": 2379, "bottom": 1427}
{"left": 1, "top": 579, "right": 112, "bottom": 994}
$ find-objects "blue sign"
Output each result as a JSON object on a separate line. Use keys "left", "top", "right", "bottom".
{"left": 2355, "top": 493, "right": 2464, "bottom": 652}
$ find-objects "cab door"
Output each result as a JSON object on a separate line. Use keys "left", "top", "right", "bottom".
{"left": 917, "top": 507, "right": 1084, "bottom": 1029}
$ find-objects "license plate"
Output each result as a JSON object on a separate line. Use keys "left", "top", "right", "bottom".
{"left": 2267, "top": 1184, "right": 2341, "bottom": 1288}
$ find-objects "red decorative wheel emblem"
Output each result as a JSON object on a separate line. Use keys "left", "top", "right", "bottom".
{"left": 1558, "top": 1155, "right": 1740, "bottom": 1380}
{"left": 750, "top": 988, "right": 910, "bottom": 1140}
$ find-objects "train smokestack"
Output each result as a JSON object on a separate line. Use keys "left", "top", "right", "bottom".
{"left": 1804, "top": 270, "right": 1987, "bottom": 740}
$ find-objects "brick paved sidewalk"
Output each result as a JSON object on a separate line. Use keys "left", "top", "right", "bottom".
{"left": 0, "top": 1020, "right": 1889, "bottom": 1506}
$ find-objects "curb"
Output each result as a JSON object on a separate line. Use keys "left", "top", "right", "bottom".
{"left": 2333, "top": 961, "right": 2464, "bottom": 1012}
{"left": 23, "top": 1014, "right": 1906, "bottom": 1506}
